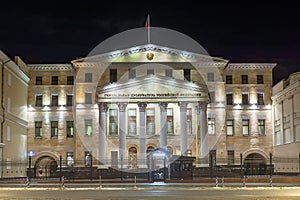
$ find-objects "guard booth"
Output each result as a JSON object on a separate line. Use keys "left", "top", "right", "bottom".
{"left": 169, "top": 156, "right": 195, "bottom": 180}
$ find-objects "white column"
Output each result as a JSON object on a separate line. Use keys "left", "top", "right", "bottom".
{"left": 159, "top": 102, "right": 168, "bottom": 148}
{"left": 280, "top": 101, "right": 284, "bottom": 143}
{"left": 289, "top": 96, "right": 295, "bottom": 142}
{"left": 199, "top": 103, "right": 208, "bottom": 159}
{"left": 179, "top": 102, "right": 188, "bottom": 155}
{"left": 138, "top": 102, "right": 147, "bottom": 167}
{"left": 118, "top": 103, "right": 127, "bottom": 160}
{"left": 98, "top": 102, "right": 108, "bottom": 167}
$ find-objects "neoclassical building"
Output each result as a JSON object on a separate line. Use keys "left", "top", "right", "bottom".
{"left": 26, "top": 43, "right": 276, "bottom": 176}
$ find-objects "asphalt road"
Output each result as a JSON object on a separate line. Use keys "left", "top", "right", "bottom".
{"left": 0, "top": 187, "right": 300, "bottom": 200}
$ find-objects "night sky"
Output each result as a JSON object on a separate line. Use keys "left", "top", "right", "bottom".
{"left": 0, "top": 1, "right": 299, "bottom": 84}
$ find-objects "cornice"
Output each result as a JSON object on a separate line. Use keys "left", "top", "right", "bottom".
{"left": 28, "top": 64, "right": 73, "bottom": 71}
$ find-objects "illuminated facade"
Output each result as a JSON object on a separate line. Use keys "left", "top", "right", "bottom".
{"left": 26, "top": 44, "right": 277, "bottom": 176}
{"left": 272, "top": 72, "right": 300, "bottom": 173}
{"left": 0, "top": 51, "right": 29, "bottom": 178}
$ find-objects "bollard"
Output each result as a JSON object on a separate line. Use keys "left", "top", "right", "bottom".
{"left": 242, "top": 175, "right": 246, "bottom": 187}
{"left": 269, "top": 175, "right": 273, "bottom": 187}
{"left": 61, "top": 176, "right": 65, "bottom": 188}
{"left": 215, "top": 176, "right": 218, "bottom": 187}
{"left": 26, "top": 177, "right": 30, "bottom": 188}
{"left": 134, "top": 176, "right": 137, "bottom": 189}
{"left": 221, "top": 177, "right": 224, "bottom": 187}
{"left": 99, "top": 176, "right": 102, "bottom": 189}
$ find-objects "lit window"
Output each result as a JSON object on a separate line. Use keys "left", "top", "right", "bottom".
{"left": 241, "top": 75, "right": 248, "bottom": 84}
{"left": 35, "top": 121, "right": 43, "bottom": 138}
{"left": 242, "top": 120, "right": 249, "bottom": 136}
{"left": 208, "top": 118, "right": 215, "bottom": 135}
{"left": 51, "top": 95, "right": 59, "bottom": 106}
{"left": 36, "top": 76, "right": 42, "bottom": 85}
{"left": 258, "top": 120, "right": 265, "bottom": 136}
{"left": 85, "top": 93, "right": 92, "bottom": 104}
{"left": 257, "top": 75, "right": 264, "bottom": 84}
{"left": 257, "top": 93, "right": 264, "bottom": 105}
{"left": 226, "top": 75, "right": 232, "bottom": 84}
{"left": 85, "top": 73, "right": 92, "bottom": 82}
{"left": 109, "top": 109, "right": 118, "bottom": 135}
{"left": 85, "top": 119, "right": 93, "bottom": 136}
{"left": 66, "top": 121, "right": 74, "bottom": 137}
{"left": 52, "top": 76, "right": 58, "bottom": 85}
{"left": 51, "top": 121, "right": 58, "bottom": 138}
{"left": 242, "top": 93, "right": 249, "bottom": 105}
{"left": 146, "top": 109, "right": 155, "bottom": 135}
{"left": 207, "top": 72, "right": 214, "bottom": 82}
{"left": 167, "top": 108, "right": 174, "bottom": 134}
{"left": 35, "top": 95, "right": 43, "bottom": 106}
{"left": 128, "top": 109, "right": 136, "bottom": 135}
{"left": 67, "top": 76, "right": 74, "bottom": 85}
{"left": 226, "top": 120, "right": 234, "bottom": 136}
{"left": 226, "top": 94, "right": 233, "bottom": 105}
{"left": 66, "top": 152, "right": 74, "bottom": 166}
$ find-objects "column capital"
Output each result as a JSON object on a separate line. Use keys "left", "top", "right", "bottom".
{"left": 178, "top": 102, "right": 188, "bottom": 111}
{"left": 117, "top": 102, "right": 128, "bottom": 112}
{"left": 137, "top": 102, "right": 147, "bottom": 112}
{"left": 97, "top": 102, "right": 108, "bottom": 112}
{"left": 198, "top": 102, "right": 207, "bottom": 110}
{"left": 159, "top": 102, "right": 168, "bottom": 112}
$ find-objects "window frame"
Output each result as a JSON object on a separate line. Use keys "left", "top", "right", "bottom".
{"left": 67, "top": 76, "right": 74, "bottom": 85}
{"left": 36, "top": 76, "right": 43, "bottom": 85}
{"left": 226, "top": 93, "right": 233, "bottom": 105}
{"left": 66, "top": 121, "right": 74, "bottom": 138}
{"left": 85, "top": 119, "right": 93, "bottom": 136}
{"left": 51, "top": 95, "right": 59, "bottom": 106}
{"left": 241, "top": 75, "right": 248, "bottom": 84}
{"left": 51, "top": 121, "right": 58, "bottom": 138}
{"left": 258, "top": 119, "right": 266, "bottom": 136}
{"left": 242, "top": 119, "right": 250, "bottom": 136}
{"left": 207, "top": 72, "right": 214, "bottom": 82}
{"left": 226, "top": 120, "right": 234, "bottom": 136}
{"left": 51, "top": 76, "right": 58, "bottom": 85}
{"left": 35, "top": 121, "right": 43, "bottom": 138}
{"left": 226, "top": 75, "right": 232, "bottom": 84}
{"left": 257, "top": 75, "right": 264, "bottom": 84}
{"left": 208, "top": 118, "right": 216, "bottom": 135}
{"left": 35, "top": 95, "right": 43, "bottom": 106}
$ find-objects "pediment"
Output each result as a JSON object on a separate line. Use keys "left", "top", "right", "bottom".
{"left": 97, "top": 75, "right": 209, "bottom": 103}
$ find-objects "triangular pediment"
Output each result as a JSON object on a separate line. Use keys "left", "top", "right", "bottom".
{"left": 97, "top": 75, "right": 209, "bottom": 103}
{"left": 72, "top": 44, "right": 228, "bottom": 64}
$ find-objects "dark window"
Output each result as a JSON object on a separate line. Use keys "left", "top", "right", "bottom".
{"left": 36, "top": 76, "right": 42, "bottom": 85}
{"left": 226, "top": 94, "right": 233, "bottom": 105}
{"left": 257, "top": 75, "right": 264, "bottom": 84}
{"left": 110, "top": 69, "right": 117, "bottom": 83}
{"left": 226, "top": 75, "right": 232, "bottom": 84}
{"left": 258, "top": 120, "right": 265, "bottom": 136}
{"left": 147, "top": 69, "right": 154, "bottom": 75}
{"left": 51, "top": 121, "right": 58, "bottom": 138}
{"left": 35, "top": 121, "right": 43, "bottom": 138}
{"left": 227, "top": 150, "right": 234, "bottom": 165}
{"left": 67, "top": 76, "right": 74, "bottom": 85}
{"left": 165, "top": 69, "right": 172, "bottom": 77}
{"left": 85, "top": 93, "right": 92, "bottom": 104}
{"left": 207, "top": 72, "right": 214, "bottom": 82}
{"left": 66, "top": 121, "right": 74, "bottom": 137}
{"left": 209, "top": 150, "right": 216, "bottom": 167}
{"left": 51, "top": 95, "right": 59, "bottom": 106}
{"left": 85, "top": 73, "right": 92, "bottom": 82}
{"left": 242, "top": 93, "right": 249, "bottom": 105}
{"left": 241, "top": 75, "right": 248, "bottom": 84}
{"left": 128, "top": 69, "right": 136, "bottom": 79}
{"left": 183, "top": 69, "right": 191, "bottom": 81}
{"left": 66, "top": 95, "right": 73, "bottom": 106}
{"left": 35, "top": 95, "right": 43, "bottom": 106}
{"left": 257, "top": 93, "right": 264, "bottom": 105}
{"left": 52, "top": 76, "right": 58, "bottom": 85}
{"left": 209, "top": 91, "right": 215, "bottom": 103}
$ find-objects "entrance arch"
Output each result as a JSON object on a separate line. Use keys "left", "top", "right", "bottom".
{"left": 244, "top": 153, "right": 266, "bottom": 175}
{"left": 128, "top": 147, "right": 138, "bottom": 169}
{"left": 35, "top": 156, "right": 58, "bottom": 177}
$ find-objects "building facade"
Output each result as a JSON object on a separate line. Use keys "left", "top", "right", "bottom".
{"left": 272, "top": 72, "right": 300, "bottom": 173}
{"left": 26, "top": 44, "right": 276, "bottom": 176}
{"left": 0, "top": 51, "right": 29, "bottom": 178}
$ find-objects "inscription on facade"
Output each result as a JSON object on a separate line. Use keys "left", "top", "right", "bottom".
{"left": 103, "top": 93, "right": 202, "bottom": 98}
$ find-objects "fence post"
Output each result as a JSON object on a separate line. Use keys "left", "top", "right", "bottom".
{"left": 242, "top": 175, "right": 246, "bottom": 187}
{"left": 221, "top": 176, "right": 224, "bottom": 187}
{"left": 26, "top": 177, "right": 30, "bottom": 188}
{"left": 99, "top": 176, "right": 102, "bottom": 189}
{"left": 61, "top": 176, "right": 65, "bottom": 188}
{"left": 121, "top": 155, "right": 123, "bottom": 181}
{"left": 240, "top": 153, "right": 243, "bottom": 178}
{"left": 59, "top": 155, "right": 62, "bottom": 181}
{"left": 270, "top": 153, "right": 273, "bottom": 176}
{"left": 90, "top": 155, "right": 93, "bottom": 180}
{"left": 215, "top": 176, "right": 218, "bottom": 187}
{"left": 28, "top": 156, "right": 32, "bottom": 178}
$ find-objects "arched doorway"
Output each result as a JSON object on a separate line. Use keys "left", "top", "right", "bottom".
{"left": 35, "top": 156, "right": 58, "bottom": 177}
{"left": 128, "top": 147, "right": 137, "bottom": 169}
{"left": 244, "top": 153, "right": 266, "bottom": 175}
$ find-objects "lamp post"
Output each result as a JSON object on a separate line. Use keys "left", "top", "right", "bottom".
{"left": 27, "top": 151, "right": 36, "bottom": 178}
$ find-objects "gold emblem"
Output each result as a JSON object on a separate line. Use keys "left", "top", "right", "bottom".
{"left": 146, "top": 53, "right": 154, "bottom": 60}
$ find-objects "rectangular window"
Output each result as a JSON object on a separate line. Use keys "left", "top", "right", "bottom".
{"left": 36, "top": 76, "right": 42, "bottom": 85}
{"left": 257, "top": 75, "right": 264, "bottom": 84}
{"left": 128, "top": 69, "right": 136, "bottom": 79}
{"left": 66, "top": 152, "right": 74, "bottom": 166}
{"left": 85, "top": 93, "right": 92, "bottom": 104}
{"left": 66, "top": 95, "right": 73, "bottom": 106}
{"left": 85, "top": 73, "right": 93, "bottom": 82}
{"left": 187, "top": 108, "right": 192, "bottom": 134}
{"left": 226, "top": 94, "right": 233, "bottom": 105}
{"left": 7, "top": 126, "right": 11, "bottom": 141}
{"left": 85, "top": 119, "right": 93, "bottom": 136}
{"left": 165, "top": 69, "right": 173, "bottom": 77}
{"left": 208, "top": 118, "right": 215, "bottom": 135}
{"left": 35, "top": 95, "right": 43, "bottom": 106}
{"left": 209, "top": 91, "right": 215, "bottom": 103}
{"left": 226, "top": 75, "right": 232, "bottom": 84}
{"left": 67, "top": 76, "right": 74, "bottom": 85}
{"left": 227, "top": 150, "right": 234, "bottom": 165}
{"left": 226, "top": 120, "right": 234, "bottom": 136}
{"left": 128, "top": 109, "right": 136, "bottom": 135}
{"left": 52, "top": 76, "right": 58, "bottom": 85}
{"left": 51, "top": 121, "right": 58, "bottom": 138}
{"left": 146, "top": 109, "right": 155, "bottom": 135}
{"left": 241, "top": 75, "right": 248, "bottom": 84}
{"left": 110, "top": 69, "right": 117, "bottom": 83}
{"left": 109, "top": 109, "right": 118, "bottom": 135}
{"left": 183, "top": 69, "right": 191, "bottom": 81}
{"left": 207, "top": 72, "right": 214, "bottom": 82}
{"left": 51, "top": 95, "right": 59, "bottom": 106}
{"left": 242, "top": 93, "right": 249, "bottom": 105}
{"left": 257, "top": 93, "right": 264, "bottom": 105}
{"left": 209, "top": 150, "right": 216, "bottom": 167}
{"left": 167, "top": 108, "right": 174, "bottom": 134}
{"left": 258, "top": 120, "right": 265, "bottom": 136}
{"left": 35, "top": 121, "right": 43, "bottom": 138}
{"left": 242, "top": 120, "right": 249, "bottom": 136}
{"left": 66, "top": 121, "right": 74, "bottom": 137}
{"left": 147, "top": 69, "right": 154, "bottom": 75}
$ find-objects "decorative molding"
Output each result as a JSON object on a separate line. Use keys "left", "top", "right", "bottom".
{"left": 227, "top": 63, "right": 277, "bottom": 69}
{"left": 137, "top": 102, "right": 147, "bottom": 112}
{"left": 97, "top": 102, "right": 108, "bottom": 112}
{"left": 28, "top": 64, "right": 73, "bottom": 71}
{"left": 117, "top": 103, "right": 128, "bottom": 112}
